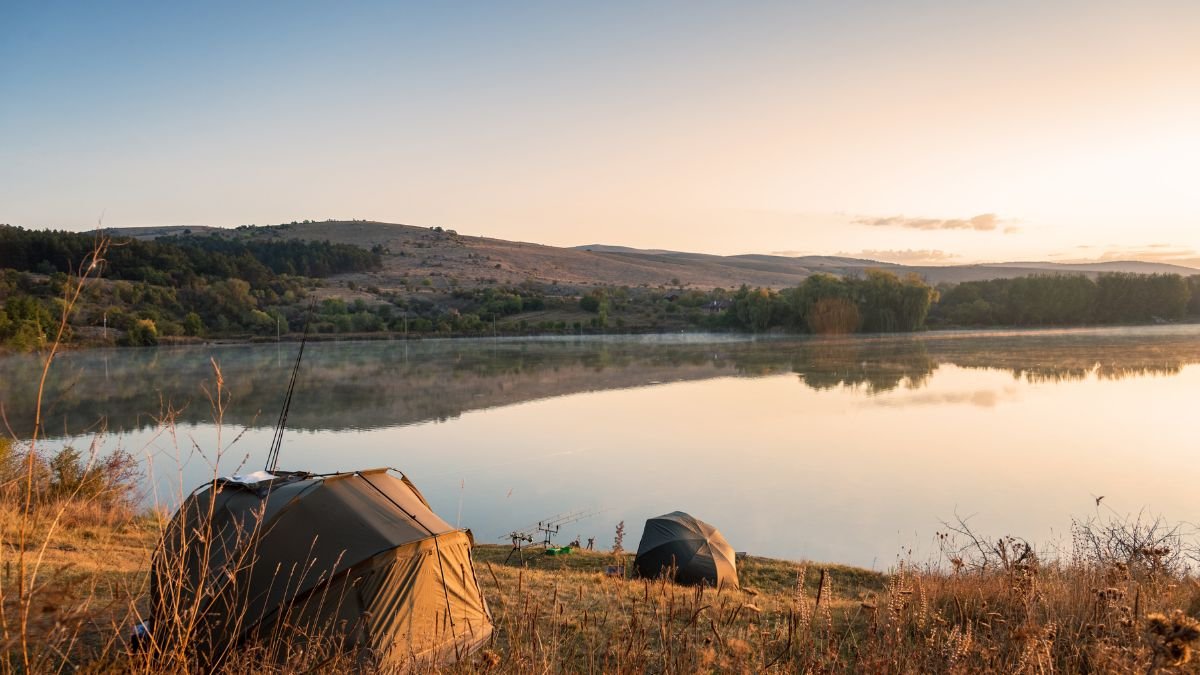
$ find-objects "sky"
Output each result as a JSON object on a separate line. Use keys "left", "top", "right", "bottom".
{"left": 2, "top": 1, "right": 1198, "bottom": 266}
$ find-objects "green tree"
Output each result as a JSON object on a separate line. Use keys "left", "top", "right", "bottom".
{"left": 6, "top": 320, "right": 46, "bottom": 351}
{"left": 183, "top": 312, "right": 204, "bottom": 337}
{"left": 579, "top": 292, "right": 605, "bottom": 313}
{"left": 787, "top": 274, "right": 854, "bottom": 332}
{"left": 896, "top": 273, "right": 938, "bottom": 330}
{"left": 732, "top": 287, "right": 779, "bottom": 332}
{"left": 122, "top": 318, "right": 159, "bottom": 346}
{"left": 248, "top": 309, "right": 276, "bottom": 335}
{"left": 351, "top": 311, "right": 383, "bottom": 332}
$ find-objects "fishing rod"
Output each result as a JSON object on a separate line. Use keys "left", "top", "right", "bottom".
{"left": 504, "top": 507, "right": 611, "bottom": 547}
{"left": 265, "top": 299, "right": 316, "bottom": 473}
{"left": 507, "top": 508, "right": 589, "bottom": 540}
{"left": 550, "top": 507, "right": 610, "bottom": 528}
{"left": 535, "top": 508, "right": 610, "bottom": 547}
{"left": 507, "top": 506, "right": 613, "bottom": 540}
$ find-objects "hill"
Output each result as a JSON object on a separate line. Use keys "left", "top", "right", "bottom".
{"left": 113, "top": 220, "right": 1197, "bottom": 291}
{"left": 573, "top": 244, "right": 1200, "bottom": 286}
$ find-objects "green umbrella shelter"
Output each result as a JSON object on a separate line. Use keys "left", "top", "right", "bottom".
{"left": 634, "top": 511, "right": 738, "bottom": 589}
{"left": 151, "top": 468, "right": 492, "bottom": 669}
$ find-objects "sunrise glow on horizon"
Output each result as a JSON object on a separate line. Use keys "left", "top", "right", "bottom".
{"left": 2, "top": 1, "right": 1197, "bottom": 266}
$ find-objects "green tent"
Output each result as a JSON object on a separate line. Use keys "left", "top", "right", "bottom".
{"left": 150, "top": 468, "right": 492, "bottom": 669}
{"left": 634, "top": 511, "right": 738, "bottom": 590}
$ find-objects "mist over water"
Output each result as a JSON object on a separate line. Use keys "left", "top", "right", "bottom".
{"left": 4, "top": 325, "right": 1199, "bottom": 567}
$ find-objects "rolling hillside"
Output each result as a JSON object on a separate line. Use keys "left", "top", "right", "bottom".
{"left": 114, "top": 221, "right": 1198, "bottom": 291}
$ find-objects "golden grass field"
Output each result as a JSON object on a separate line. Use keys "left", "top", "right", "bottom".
{"left": 4, "top": 497, "right": 1200, "bottom": 674}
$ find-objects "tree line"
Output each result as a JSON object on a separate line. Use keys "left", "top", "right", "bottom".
{"left": 929, "top": 273, "right": 1200, "bottom": 327}
{"left": 577, "top": 269, "right": 1200, "bottom": 335}
{"left": 0, "top": 225, "right": 381, "bottom": 350}
{"left": 0, "top": 225, "right": 380, "bottom": 286}
{"left": 718, "top": 270, "right": 938, "bottom": 334}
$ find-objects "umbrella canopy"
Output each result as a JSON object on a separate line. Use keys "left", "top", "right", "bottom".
{"left": 151, "top": 468, "right": 492, "bottom": 669}
{"left": 634, "top": 511, "right": 738, "bottom": 589}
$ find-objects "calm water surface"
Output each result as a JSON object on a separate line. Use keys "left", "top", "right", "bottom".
{"left": 3, "top": 326, "right": 1198, "bottom": 567}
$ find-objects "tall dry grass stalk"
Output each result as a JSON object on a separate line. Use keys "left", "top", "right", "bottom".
{"left": 2, "top": 234, "right": 110, "bottom": 671}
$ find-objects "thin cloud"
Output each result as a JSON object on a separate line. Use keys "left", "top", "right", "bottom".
{"left": 855, "top": 213, "right": 1010, "bottom": 232}
{"left": 839, "top": 249, "right": 960, "bottom": 265}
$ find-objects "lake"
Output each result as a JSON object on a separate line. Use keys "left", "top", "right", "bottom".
{"left": 3, "top": 325, "right": 1199, "bottom": 568}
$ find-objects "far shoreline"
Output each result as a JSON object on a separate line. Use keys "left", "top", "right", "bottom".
{"left": 7, "top": 319, "right": 1200, "bottom": 356}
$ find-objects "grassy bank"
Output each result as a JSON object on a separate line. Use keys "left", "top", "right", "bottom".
{"left": 4, "top": 502, "right": 1200, "bottom": 673}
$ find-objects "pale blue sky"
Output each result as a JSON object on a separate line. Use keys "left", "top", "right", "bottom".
{"left": 2, "top": 1, "right": 1198, "bottom": 264}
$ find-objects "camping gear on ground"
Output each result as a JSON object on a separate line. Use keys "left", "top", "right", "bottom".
{"left": 503, "top": 507, "right": 607, "bottom": 561}
{"left": 150, "top": 468, "right": 492, "bottom": 669}
{"left": 128, "top": 620, "right": 152, "bottom": 652}
{"left": 634, "top": 511, "right": 739, "bottom": 589}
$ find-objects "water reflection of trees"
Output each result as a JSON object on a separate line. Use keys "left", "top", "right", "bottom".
{"left": 930, "top": 331, "right": 1200, "bottom": 384}
{"left": 1010, "top": 364, "right": 1184, "bottom": 384}
{"left": 4, "top": 328, "right": 1200, "bottom": 439}
{"left": 787, "top": 339, "right": 935, "bottom": 394}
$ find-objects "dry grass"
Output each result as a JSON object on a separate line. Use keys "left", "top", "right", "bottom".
{"left": 7, "top": 522, "right": 1200, "bottom": 673}
{"left": 458, "top": 543, "right": 1200, "bottom": 674}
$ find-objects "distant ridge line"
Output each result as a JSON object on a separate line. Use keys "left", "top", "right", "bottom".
{"left": 572, "top": 242, "right": 1199, "bottom": 276}
{"left": 79, "top": 221, "right": 1200, "bottom": 288}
